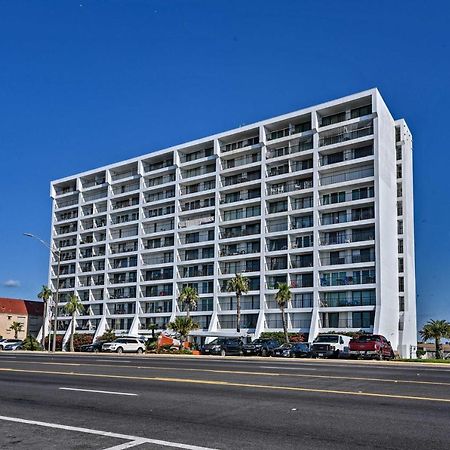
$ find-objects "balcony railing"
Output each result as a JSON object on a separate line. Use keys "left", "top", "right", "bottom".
{"left": 268, "top": 179, "right": 313, "bottom": 195}
{"left": 320, "top": 275, "right": 375, "bottom": 286}
{"left": 319, "top": 231, "right": 375, "bottom": 246}
{"left": 319, "top": 124, "right": 373, "bottom": 147}
{"left": 319, "top": 298, "right": 376, "bottom": 307}
{"left": 111, "top": 170, "right": 139, "bottom": 182}
{"left": 320, "top": 255, "right": 375, "bottom": 266}
{"left": 266, "top": 140, "right": 313, "bottom": 159}
{"left": 221, "top": 228, "right": 261, "bottom": 239}
{"left": 319, "top": 145, "right": 373, "bottom": 166}
{"left": 320, "top": 191, "right": 374, "bottom": 206}
{"left": 320, "top": 167, "right": 374, "bottom": 186}
{"left": 179, "top": 216, "right": 215, "bottom": 229}
{"left": 223, "top": 154, "right": 261, "bottom": 169}
{"left": 320, "top": 211, "right": 374, "bottom": 226}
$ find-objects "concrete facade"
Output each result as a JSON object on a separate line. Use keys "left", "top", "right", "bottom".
{"left": 47, "top": 88, "right": 417, "bottom": 357}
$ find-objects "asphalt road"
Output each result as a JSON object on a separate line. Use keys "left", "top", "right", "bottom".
{"left": 0, "top": 353, "right": 449, "bottom": 449}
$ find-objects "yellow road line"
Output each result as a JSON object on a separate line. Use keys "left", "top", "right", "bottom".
{"left": 1, "top": 367, "right": 450, "bottom": 404}
{"left": 2, "top": 360, "right": 450, "bottom": 387}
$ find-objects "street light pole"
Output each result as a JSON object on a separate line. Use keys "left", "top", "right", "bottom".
{"left": 24, "top": 233, "right": 61, "bottom": 353}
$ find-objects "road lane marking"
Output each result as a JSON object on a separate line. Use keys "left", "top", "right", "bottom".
{"left": 59, "top": 387, "right": 138, "bottom": 396}
{"left": 0, "top": 415, "right": 216, "bottom": 450}
{"left": 96, "top": 359, "right": 133, "bottom": 363}
{"left": 103, "top": 439, "right": 148, "bottom": 449}
{"left": 2, "top": 367, "right": 450, "bottom": 403}
{"left": 2, "top": 360, "right": 450, "bottom": 387}
{"left": 260, "top": 366, "right": 318, "bottom": 371}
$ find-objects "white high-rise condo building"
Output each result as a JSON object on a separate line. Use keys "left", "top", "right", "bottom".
{"left": 48, "top": 88, "right": 416, "bottom": 357}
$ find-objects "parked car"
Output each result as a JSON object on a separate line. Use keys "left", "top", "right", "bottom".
{"left": 102, "top": 338, "right": 145, "bottom": 354}
{"left": 349, "top": 334, "right": 395, "bottom": 360}
{"left": 2, "top": 340, "right": 23, "bottom": 351}
{"left": 272, "top": 342, "right": 312, "bottom": 358}
{"left": 311, "top": 334, "right": 351, "bottom": 358}
{"left": 201, "top": 338, "right": 243, "bottom": 356}
{"left": 242, "top": 338, "right": 280, "bottom": 356}
{"left": 0, "top": 339, "right": 22, "bottom": 350}
{"left": 79, "top": 340, "right": 106, "bottom": 353}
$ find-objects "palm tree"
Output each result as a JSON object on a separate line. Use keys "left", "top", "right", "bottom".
{"left": 275, "top": 283, "right": 291, "bottom": 343}
{"left": 147, "top": 323, "right": 158, "bottom": 339}
{"left": 420, "top": 319, "right": 450, "bottom": 359}
{"left": 227, "top": 273, "right": 249, "bottom": 333}
{"left": 9, "top": 321, "right": 24, "bottom": 339}
{"left": 64, "top": 294, "right": 84, "bottom": 352}
{"left": 37, "top": 285, "right": 53, "bottom": 347}
{"left": 168, "top": 316, "right": 199, "bottom": 342}
{"left": 178, "top": 286, "right": 198, "bottom": 319}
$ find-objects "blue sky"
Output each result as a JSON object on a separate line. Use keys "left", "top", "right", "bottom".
{"left": 0, "top": 0, "right": 449, "bottom": 328}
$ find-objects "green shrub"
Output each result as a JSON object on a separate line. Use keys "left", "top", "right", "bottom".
{"left": 22, "top": 335, "right": 42, "bottom": 351}
{"left": 97, "top": 330, "right": 116, "bottom": 342}
{"left": 259, "top": 332, "right": 307, "bottom": 343}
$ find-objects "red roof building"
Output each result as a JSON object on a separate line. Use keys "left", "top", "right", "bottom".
{"left": 0, "top": 297, "right": 44, "bottom": 339}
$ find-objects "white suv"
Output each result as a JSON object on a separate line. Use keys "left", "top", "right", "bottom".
{"left": 102, "top": 338, "right": 145, "bottom": 354}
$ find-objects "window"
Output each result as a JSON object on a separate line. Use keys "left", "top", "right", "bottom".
{"left": 397, "top": 220, "right": 403, "bottom": 235}
{"left": 398, "top": 277, "right": 404, "bottom": 292}
{"left": 352, "top": 311, "right": 375, "bottom": 328}
{"left": 398, "top": 258, "right": 404, "bottom": 273}
{"left": 396, "top": 146, "right": 402, "bottom": 160}
{"left": 322, "top": 191, "right": 345, "bottom": 205}
{"left": 397, "top": 164, "right": 402, "bottom": 179}
{"left": 399, "top": 297, "right": 405, "bottom": 312}
{"left": 398, "top": 239, "right": 404, "bottom": 253}
{"left": 397, "top": 183, "right": 403, "bottom": 197}
{"left": 352, "top": 186, "right": 374, "bottom": 200}
{"left": 351, "top": 105, "right": 372, "bottom": 119}
{"left": 397, "top": 201, "right": 403, "bottom": 216}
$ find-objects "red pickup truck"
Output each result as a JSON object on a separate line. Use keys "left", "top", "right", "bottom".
{"left": 349, "top": 335, "right": 395, "bottom": 360}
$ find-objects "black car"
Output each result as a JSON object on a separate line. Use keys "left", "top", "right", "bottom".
{"left": 242, "top": 339, "right": 280, "bottom": 356}
{"left": 201, "top": 338, "right": 244, "bottom": 356}
{"left": 272, "top": 342, "right": 312, "bottom": 358}
{"left": 79, "top": 340, "right": 106, "bottom": 353}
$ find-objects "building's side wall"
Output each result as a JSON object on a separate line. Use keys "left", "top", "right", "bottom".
{"left": 372, "top": 93, "right": 400, "bottom": 349}
{"left": 396, "top": 119, "right": 417, "bottom": 357}
{"left": 0, "top": 313, "right": 28, "bottom": 339}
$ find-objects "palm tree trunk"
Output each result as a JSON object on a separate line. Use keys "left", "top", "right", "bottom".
{"left": 281, "top": 306, "right": 289, "bottom": 343}
{"left": 14, "top": 329, "right": 18, "bottom": 339}
{"left": 236, "top": 293, "right": 241, "bottom": 333}
{"left": 41, "top": 302, "right": 47, "bottom": 348}
{"left": 186, "top": 304, "right": 190, "bottom": 319}
{"left": 70, "top": 312, "right": 75, "bottom": 352}
{"left": 435, "top": 337, "right": 441, "bottom": 359}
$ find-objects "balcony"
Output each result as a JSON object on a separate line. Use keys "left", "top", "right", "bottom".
{"left": 320, "top": 253, "right": 375, "bottom": 266}
{"left": 266, "top": 121, "right": 311, "bottom": 141}
{"left": 320, "top": 209, "right": 374, "bottom": 226}
{"left": 222, "top": 153, "right": 261, "bottom": 170}
{"left": 144, "top": 159, "right": 173, "bottom": 173}
{"left": 111, "top": 170, "right": 139, "bottom": 182}
{"left": 320, "top": 167, "right": 374, "bottom": 186}
{"left": 291, "top": 256, "right": 313, "bottom": 269}
{"left": 145, "top": 174, "right": 176, "bottom": 188}
{"left": 221, "top": 136, "right": 259, "bottom": 153}
{"left": 221, "top": 190, "right": 261, "bottom": 204}
{"left": 292, "top": 197, "right": 314, "bottom": 210}
{"left": 221, "top": 226, "right": 261, "bottom": 239}
{"left": 320, "top": 188, "right": 374, "bottom": 206}
{"left": 268, "top": 179, "right": 313, "bottom": 196}
{"left": 180, "top": 182, "right": 216, "bottom": 196}
{"left": 181, "top": 165, "right": 216, "bottom": 180}
{"left": 111, "top": 182, "right": 140, "bottom": 196}
{"left": 319, "top": 122, "right": 373, "bottom": 147}
{"left": 179, "top": 216, "right": 215, "bottom": 229}
{"left": 112, "top": 198, "right": 140, "bottom": 210}
{"left": 223, "top": 171, "right": 261, "bottom": 187}
{"left": 319, "top": 145, "right": 373, "bottom": 166}
{"left": 181, "top": 198, "right": 215, "bottom": 212}
{"left": 223, "top": 207, "right": 261, "bottom": 222}
{"left": 319, "top": 228, "right": 375, "bottom": 246}
{"left": 180, "top": 147, "right": 214, "bottom": 163}
{"left": 145, "top": 190, "right": 175, "bottom": 203}
{"left": 266, "top": 140, "right": 313, "bottom": 159}
{"left": 320, "top": 272, "right": 376, "bottom": 287}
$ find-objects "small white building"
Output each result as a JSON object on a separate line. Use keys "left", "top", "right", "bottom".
{"left": 47, "top": 88, "right": 417, "bottom": 357}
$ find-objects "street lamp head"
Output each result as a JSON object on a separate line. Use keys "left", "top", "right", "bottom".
{"left": 23, "top": 233, "right": 34, "bottom": 237}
